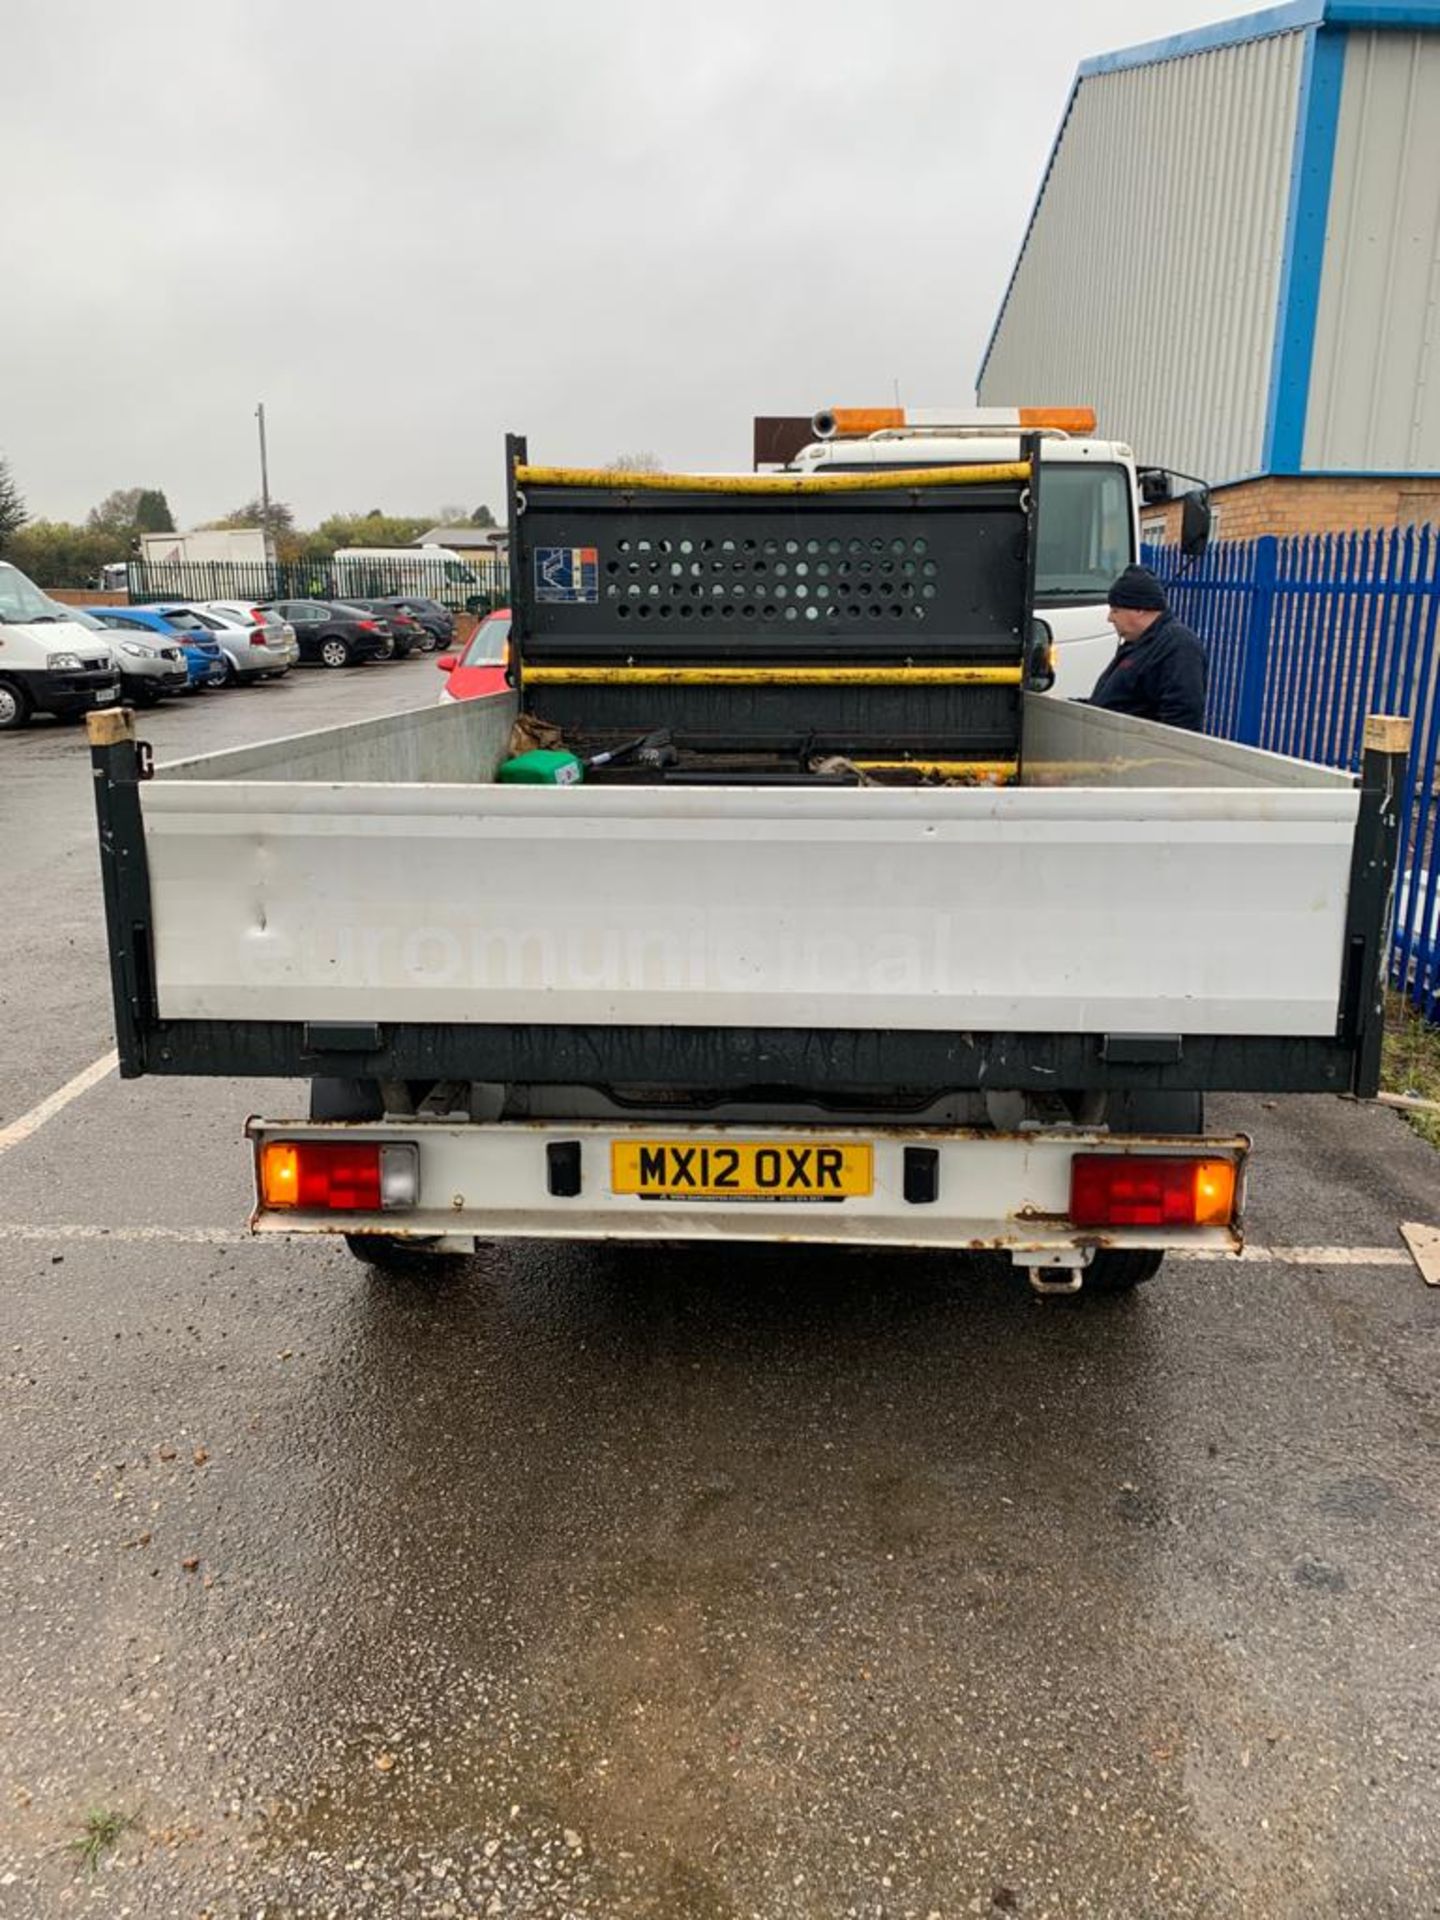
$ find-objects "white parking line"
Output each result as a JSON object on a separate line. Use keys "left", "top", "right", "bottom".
{"left": 0, "top": 1050, "right": 118, "bottom": 1158}
{"left": 1173, "top": 1244, "right": 1412, "bottom": 1267}
{"left": 0, "top": 1223, "right": 247, "bottom": 1244}
{"left": 0, "top": 1223, "right": 1419, "bottom": 1265}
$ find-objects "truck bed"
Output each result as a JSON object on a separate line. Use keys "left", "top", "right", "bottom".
{"left": 88, "top": 448, "right": 1399, "bottom": 1105}
{"left": 83, "top": 686, "right": 1394, "bottom": 1104}
{"left": 142, "top": 695, "right": 1356, "bottom": 1040}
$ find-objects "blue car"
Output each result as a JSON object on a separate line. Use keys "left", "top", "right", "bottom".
{"left": 82, "top": 606, "right": 228, "bottom": 689}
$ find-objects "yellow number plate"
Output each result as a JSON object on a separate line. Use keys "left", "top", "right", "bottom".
{"left": 611, "top": 1139, "right": 873, "bottom": 1202}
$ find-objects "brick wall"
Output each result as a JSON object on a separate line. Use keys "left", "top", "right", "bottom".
{"left": 46, "top": 587, "right": 128, "bottom": 607}
{"left": 1142, "top": 475, "right": 1440, "bottom": 546}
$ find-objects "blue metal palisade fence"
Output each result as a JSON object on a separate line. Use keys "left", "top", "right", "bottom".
{"left": 1147, "top": 529, "right": 1440, "bottom": 1020}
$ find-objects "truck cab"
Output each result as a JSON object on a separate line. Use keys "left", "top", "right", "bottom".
{"left": 789, "top": 407, "right": 1143, "bottom": 700}
{"left": 0, "top": 562, "right": 120, "bottom": 731}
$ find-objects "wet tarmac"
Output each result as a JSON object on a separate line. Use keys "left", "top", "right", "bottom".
{"left": 2, "top": 669, "right": 1439, "bottom": 1917}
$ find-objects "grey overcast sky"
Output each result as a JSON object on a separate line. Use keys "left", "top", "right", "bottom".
{"left": 6, "top": 0, "right": 1248, "bottom": 528}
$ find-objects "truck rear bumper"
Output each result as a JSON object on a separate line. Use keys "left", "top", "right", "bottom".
{"left": 245, "top": 1118, "right": 1248, "bottom": 1258}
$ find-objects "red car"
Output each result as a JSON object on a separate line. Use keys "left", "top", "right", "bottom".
{"left": 435, "top": 608, "right": 512, "bottom": 702}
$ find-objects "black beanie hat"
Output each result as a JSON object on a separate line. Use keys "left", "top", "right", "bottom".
{"left": 1108, "top": 564, "right": 1168, "bottom": 612}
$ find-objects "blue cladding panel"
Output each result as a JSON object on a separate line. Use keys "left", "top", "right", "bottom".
{"left": 1078, "top": 2, "right": 1324, "bottom": 76}
{"left": 1323, "top": 1, "right": 1440, "bottom": 20}
{"left": 1264, "top": 27, "right": 1348, "bottom": 470}
{"left": 1078, "top": 0, "right": 1440, "bottom": 77}
{"left": 981, "top": 0, "right": 1440, "bottom": 411}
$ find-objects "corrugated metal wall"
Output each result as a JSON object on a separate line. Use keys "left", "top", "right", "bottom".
{"left": 1304, "top": 30, "right": 1440, "bottom": 471}
{"left": 980, "top": 33, "right": 1304, "bottom": 484}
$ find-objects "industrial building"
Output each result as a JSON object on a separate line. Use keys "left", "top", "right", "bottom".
{"left": 978, "top": 0, "right": 1440, "bottom": 541}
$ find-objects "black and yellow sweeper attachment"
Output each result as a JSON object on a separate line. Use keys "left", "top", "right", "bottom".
{"left": 500, "top": 434, "right": 1044, "bottom": 787}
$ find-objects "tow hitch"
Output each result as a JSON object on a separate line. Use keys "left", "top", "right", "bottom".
{"left": 1011, "top": 1248, "right": 1093, "bottom": 1296}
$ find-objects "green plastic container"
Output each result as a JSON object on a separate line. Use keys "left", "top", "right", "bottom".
{"left": 497, "top": 748, "right": 584, "bottom": 786}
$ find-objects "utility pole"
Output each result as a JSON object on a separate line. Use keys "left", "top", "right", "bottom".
{"left": 255, "top": 402, "right": 272, "bottom": 558}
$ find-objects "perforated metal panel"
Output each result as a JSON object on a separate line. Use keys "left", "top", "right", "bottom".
{"left": 601, "top": 525, "right": 978, "bottom": 640}
{"left": 516, "top": 487, "right": 1030, "bottom": 664}
{"left": 507, "top": 452, "right": 1036, "bottom": 765}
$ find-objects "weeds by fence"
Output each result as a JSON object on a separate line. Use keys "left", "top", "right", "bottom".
{"left": 1148, "top": 528, "right": 1440, "bottom": 1019}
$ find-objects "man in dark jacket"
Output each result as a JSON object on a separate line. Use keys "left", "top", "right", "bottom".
{"left": 1089, "top": 564, "right": 1208, "bottom": 731}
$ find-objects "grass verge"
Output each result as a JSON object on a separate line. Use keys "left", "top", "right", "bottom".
{"left": 1382, "top": 992, "right": 1440, "bottom": 1148}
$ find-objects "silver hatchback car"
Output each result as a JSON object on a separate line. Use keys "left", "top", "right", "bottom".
{"left": 158, "top": 602, "right": 300, "bottom": 684}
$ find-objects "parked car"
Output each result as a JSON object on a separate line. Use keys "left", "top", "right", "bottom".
{"left": 265, "top": 600, "right": 392, "bottom": 668}
{"left": 90, "top": 606, "right": 227, "bottom": 690}
{"left": 158, "top": 603, "right": 299, "bottom": 685}
{"left": 377, "top": 595, "right": 454, "bottom": 651}
{"left": 342, "top": 599, "right": 426, "bottom": 658}
{"left": 0, "top": 564, "right": 120, "bottom": 730}
{"left": 79, "top": 606, "right": 209, "bottom": 699}
{"left": 435, "top": 608, "right": 512, "bottom": 703}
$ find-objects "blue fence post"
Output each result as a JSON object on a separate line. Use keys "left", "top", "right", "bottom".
{"left": 1236, "top": 535, "right": 1278, "bottom": 747}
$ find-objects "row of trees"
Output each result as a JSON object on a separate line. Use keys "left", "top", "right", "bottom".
{"left": 0, "top": 457, "right": 25, "bottom": 554}
{"left": 201, "top": 498, "right": 495, "bottom": 567}
{"left": 90, "top": 486, "right": 177, "bottom": 534}
{"left": 0, "top": 452, "right": 500, "bottom": 589}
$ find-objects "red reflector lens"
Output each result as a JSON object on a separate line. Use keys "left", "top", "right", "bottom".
{"left": 263, "top": 1141, "right": 381, "bottom": 1210}
{"left": 1070, "top": 1155, "right": 1236, "bottom": 1229}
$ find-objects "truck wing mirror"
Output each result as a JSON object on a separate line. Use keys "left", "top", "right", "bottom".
{"left": 1138, "top": 467, "right": 1173, "bottom": 504}
{"left": 1180, "top": 488, "right": 1212, "bottom": 558}
{"left": 1026, "top": 618, "right": 1056, "bottom": 692}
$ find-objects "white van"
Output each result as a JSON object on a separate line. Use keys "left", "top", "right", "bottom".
{"left": 0, "top": 563, "right": 121, "bottom": 731}
{"left": 331, "top": 545, "right": 486, "bottom": 602}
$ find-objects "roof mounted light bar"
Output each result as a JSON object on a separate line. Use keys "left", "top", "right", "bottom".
{"left": 813, "top": 405, "right": 1097, "bottom": 440}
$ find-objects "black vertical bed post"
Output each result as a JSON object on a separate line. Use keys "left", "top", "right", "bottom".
{"left": 1343, "top": 713, "right": 1411, "bottom": 1097}
{"left": 505, "top": 432, "right": 529, "bottom": 697}
{"left": 1018, "top": 430, "right": 1042, "bottom": 765}
{"left": 87, "top": 707, "right": 155, "bottom": 1078}
{"left": 1019, "top": 428, "right": 1042, "bottom": 629}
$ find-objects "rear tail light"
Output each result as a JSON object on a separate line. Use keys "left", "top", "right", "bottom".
{"left": 1069, "top": 1155, "right": 1237, "bottom": 1229}
{"left": 357, "top": 619, "right": 379, "bottom": 632}
{"left": 260, "top": 1140, "right": 418, "bottom": 1212}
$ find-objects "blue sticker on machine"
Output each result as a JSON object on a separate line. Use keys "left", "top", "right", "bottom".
{"left": 535, "top": 545, "right": 599, "bottom": 604}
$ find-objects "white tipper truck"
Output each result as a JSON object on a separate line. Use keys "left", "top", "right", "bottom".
{"left": 139, "top": 529, "right": 271, "bottom": 568}
{"left": 124, "top": 529, "right": 276, "bottom": 604}
{"left": 87, "top": 432, "right": 1405, "bottom": 1296}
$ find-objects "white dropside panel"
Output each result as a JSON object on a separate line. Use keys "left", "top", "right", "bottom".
{"left": 143, "top": 782, "right": 1359, "bottom": 1037}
